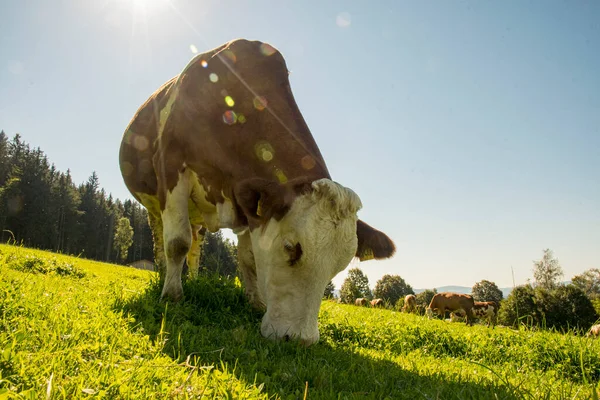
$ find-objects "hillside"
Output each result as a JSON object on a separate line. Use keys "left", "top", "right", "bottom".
{"left": 1, "top": 244, "right": 599, "bottom": 399}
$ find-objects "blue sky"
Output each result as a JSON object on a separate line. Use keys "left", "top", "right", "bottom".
{"left": 1, "top": 0, "right": 599, "bottom": 290}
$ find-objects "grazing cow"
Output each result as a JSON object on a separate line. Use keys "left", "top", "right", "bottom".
{"left": 450, "top": 301, "right": 497, "bottom": 327}
{"left": 473, "top": 301, "right": 498, "bottom": 327}
{"left": 370, "top": 298, "right": 384, "bottom": 308}
{"left": 449, "top": 310, "right": 465, "bottom": 322}
{"left": 355, "top": 298, "right": 369, "bottom": 307}
{"left": 402, "top": 294, "right": 417, "bottom": 313}
{"left": 587, "top": 324, "right": 600, "bottom": 337}
{"left": 426, "top": 292, "right": 475, "bottom": 325}
{"left": 119, "top": 39, "right": 395, "bottom": 346}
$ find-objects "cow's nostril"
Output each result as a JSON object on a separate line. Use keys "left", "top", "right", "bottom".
{"left": 283, "top": 334, "right": 290, "bottom": 342}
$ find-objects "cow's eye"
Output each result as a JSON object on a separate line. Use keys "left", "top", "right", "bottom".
{"left": 283, "top": 240, "right": 303, "bottom": 266}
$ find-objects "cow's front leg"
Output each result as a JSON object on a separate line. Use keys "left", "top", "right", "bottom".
{"left": 237, "top": 230, "right": 265, "bottom": 310}
{"left": 161, "top": 171, "right": 192, "bottom": 302}
{"left": 439, "top": 307, "right": 446, "bottom": 320}
{"left": 465, "top": 308, "right": 475, "bottom": 326}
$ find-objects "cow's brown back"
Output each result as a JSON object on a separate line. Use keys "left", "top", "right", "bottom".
{"left": 119, "top": 77, "right": 177, "bottom": 201}
{"left": 403, "top": 294, "right": 417, "bottom": 313}
{"left": 355, "top": 298, "right": 368, "bottom": 307}
{"left": 119, "top": 39, "right": 330, "bottom": 222}
{"left": 370, "top": 298, "right": 384, "bottom": 307}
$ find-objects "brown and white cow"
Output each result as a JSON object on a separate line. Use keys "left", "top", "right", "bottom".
{"left": 355, "top": 298, "right": 369, "bottom": 307}
{"left": 370, "top": 298, "right": 384, "bottom": 308}
{"left": 426, "top": 292, "right": 475, "bottom": 325}
{"left": 473, "top": 301, "right": 498, "bottom": 327}
{"left": 119, "top": 39, "right": 395, "bottom": 346}
{"left": 451, "top": 301, "right": 498, "bottom": 327}
{"left": 402, "top": 294, "right": 417, "bottom": 313}
{"left": 587, "top": 324, "right": 600, "bottom": 338}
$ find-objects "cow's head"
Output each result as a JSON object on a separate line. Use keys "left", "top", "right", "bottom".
{"left": 425, "top": 307, "right": 434, "bottom": 319}
{"left": 235, "top": 177, "right": 395, "bottom": 345}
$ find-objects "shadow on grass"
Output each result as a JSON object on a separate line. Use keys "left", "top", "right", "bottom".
{"left": 113, "top": 274, "right": 525, "bottom": 400}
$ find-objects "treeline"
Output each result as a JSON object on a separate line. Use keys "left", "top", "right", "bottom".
{"left": 0, "top": 131, "right": 154, "bottom": 263}
{"left": 0, "top": 131, "right": 237, "bottom": 274}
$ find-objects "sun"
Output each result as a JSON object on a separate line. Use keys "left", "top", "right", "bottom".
{"left": 128, "top": 0, "right": 169, "bottom": 14}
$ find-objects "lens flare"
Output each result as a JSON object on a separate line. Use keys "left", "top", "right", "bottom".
{"left": 121, "top": 161, "right": 133, "bottom": 177}
{"left": 133, "top": 135, "right": 149, "bottom": 151}
{"left": 222, "top": 49, "right": 237, "bottom": 63}
{"left": 336, "top": 12, "right": 352, "bottom": 28}
{"left": 274, "top": 168, "right": 288, "bottom": 183}
{"left": 201, "top": 60, "right": 208, "bottom": 68}
{"left": 238, "top": 114, "right": 247, "bottom": 124}
{"left": 253, "top": 96, "right": 267, "bottom": 111}
{"left": 301, "top": 155, "right": 316, "bottom": 170}
{"left": 190, "top": 44, "right": 198, "bottom": 54}
{"left": 225, "top": 96, "right": 235, "bottom": 107}
{"left": 222, "top": 110, "right": 237, "bottom": 125}
{"left": 139, "top": 159, "right": 153, "bottom": 174}
{"left": 209, "top": 73, "right": 219, "bottom": 83}
{"left": 261, "top": 150, "right": 273, "bottom": 162}
{"left": 255, "top": 141, "right": 275, "bottom": 162}
{"left": 259, "top": 43, "right": 277, "bottom": 56}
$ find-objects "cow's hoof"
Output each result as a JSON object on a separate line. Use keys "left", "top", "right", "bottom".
{"left": 161, "top": 286, "right": 183, "bottom": 303}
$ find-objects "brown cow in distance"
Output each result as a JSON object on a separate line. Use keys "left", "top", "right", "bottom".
{"left": 119, "top": 39, "right": 396, "bottom": 346}
{"left": 370, "top": 298, "right": 384, "bottom": 307}
{"left": 355, "top": 298, "right": 369, "bottom": 307}
{"left": 402, "top": 294, "right": 417, "bottom": 313}
{"left": 426, "top": 292, "right": 475, "bottom": 325}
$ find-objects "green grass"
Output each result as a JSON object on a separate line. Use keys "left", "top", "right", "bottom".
{"left": 1, "top": 244, "right": 599, "bottom": 399}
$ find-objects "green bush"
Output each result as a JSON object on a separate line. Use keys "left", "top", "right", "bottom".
{"left": 499, "top": 284, "right": 598, "bottom": 332}
{"left": 499, "top": 285, "right": 540, "bottom": 328}
{"left": 552, "top": 285, "right": 598, "bottom": 331}
{"left": 373, "top": 274, "right": 414, "bottom": 305}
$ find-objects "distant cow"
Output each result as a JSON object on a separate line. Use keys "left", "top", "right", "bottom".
{"left": 402, "top": 294, "right": 417, "bottom": 313}
{"left": 355, "top": 298, "right": 369, "bottom": 307}
{"left": 473, "top": 301, "right": 498, "bottom": 327}
{"left": 449, "top": 310, "right": 466, "bottom": 322}
{"left": 588, "top": 324, "right": 600, "bottom": 337}
{"left": 118, "top": 39, "right": 396, "bottom": 346}
{"left": 426, "top": 292, "right": 475, "bottom": 325}
{"left": 451, "top": 301, "right": 498, "bottom": 327}
{"left": 370, "top": 298, "right": 384, "bottom": 307}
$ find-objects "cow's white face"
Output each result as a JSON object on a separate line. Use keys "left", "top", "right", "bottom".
{"left": 249, "top": 179, "right": 361, "bottom": 346}
{"left": 425, "top": 307, "right": 434, "bottom": 319}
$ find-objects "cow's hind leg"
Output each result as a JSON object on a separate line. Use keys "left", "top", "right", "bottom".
{"left": 237, "top": 230, "right": 265, "bottom": 310}
{"left": 186, "top": 225, "right": 206, "bottom": 278}
{"left": 148, "top": 210, "right": 166, "bottom": 278}
{"left": 161, "top": 171, "right": 192, "bottom": 302}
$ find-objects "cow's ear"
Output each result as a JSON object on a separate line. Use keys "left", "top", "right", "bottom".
{"left": 355, "top": 219, "right": 396, "bottom": 261}
{"left": 234, "top": 176, "right": 313, "bottom": 225}
{"left": 234, "top": 178, "right": 289, "bottom": 222}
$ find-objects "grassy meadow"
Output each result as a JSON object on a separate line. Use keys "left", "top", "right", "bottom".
{"left": 1, "top": 244, "right": 599, "bottom": 399}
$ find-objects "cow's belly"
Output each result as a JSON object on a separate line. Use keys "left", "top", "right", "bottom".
{"left": 135, "top": 170, "right": 238, "bottom": 233}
